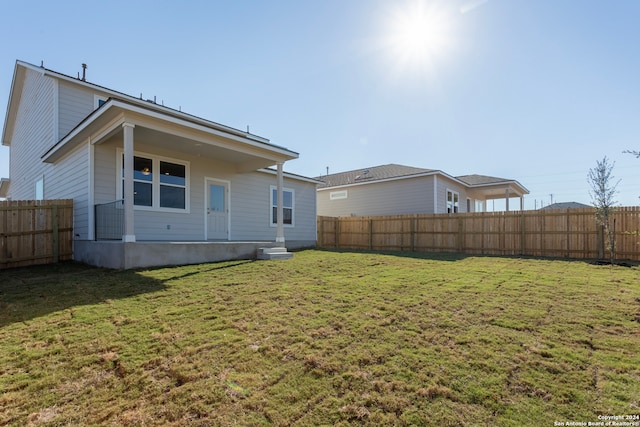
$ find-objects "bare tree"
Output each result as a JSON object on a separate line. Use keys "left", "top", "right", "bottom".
{"left": 588, "top": 156, "right": 620, "bottom": 263}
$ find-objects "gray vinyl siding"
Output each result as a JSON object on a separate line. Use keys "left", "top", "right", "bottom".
{"left": 57, "top": 80, "right": 103, "bottom": 138}
{"left": 94, "top": 143, "right": 117, "bottom": 203}
{"left": 92, "top": 141, "right": 316, "bottom": 242}
{"left": 46, "top": 143, "right": 90, "bottom": 238}
{"left": 230, "top": 171, "right": 317, "bottom": 242}
{"left": 317, "top": 176, "right": 436, "bottom": 217}
{"left": 435, "top": 177, "right": 469, "bottom": 214}
{"left": 7, "top": 68, "right": 56, "bottom": 199}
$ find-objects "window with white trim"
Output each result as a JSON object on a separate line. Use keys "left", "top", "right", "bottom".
{"left": 270, "top": 185, "right": 294, "bottom": 227}
{"left": 447, "top": 190, "right": 459, "bottom": 213}
{"left": 94, "top": 95, "right": 108, "bottom": 109}
{"left": 119, "top": 151, "right": 189, "bottom": 212}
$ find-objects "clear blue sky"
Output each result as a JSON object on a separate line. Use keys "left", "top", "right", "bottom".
{"left": 1, "top": 0, "right": 638, "bottom": 209}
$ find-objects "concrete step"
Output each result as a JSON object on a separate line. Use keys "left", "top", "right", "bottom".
{"left": 257, "top": 247, "right": 294, "bottom": 260}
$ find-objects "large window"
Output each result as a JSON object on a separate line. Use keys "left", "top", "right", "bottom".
{"left": 159, "top": 161, "right": 186, "bottom": 209}
{"left": 447, "top": 190, "right": 459, "bottom": 213}
{"left": 270, "top": 186, "right": 294, "bottom": 226}
{"left": 119, "top": 152, "right": 189, "bottom": 212}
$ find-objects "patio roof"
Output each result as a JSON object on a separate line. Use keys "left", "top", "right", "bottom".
{"left": 42, "top": 97, "right": 298, "bottom": 172}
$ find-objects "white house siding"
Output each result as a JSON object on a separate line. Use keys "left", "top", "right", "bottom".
{"left": 317, "top": 176, "right": 434, "bottom": 217}
{"left": 94, "top": 143, "right": 117, "bottom": 203}
{"left": 57, "top": 80, "right": 99, "bottom": 138}
{"left": 46, "top": 143, "right": 90, "bottom": 238}
{"left": 230, "top": 171, "right": 317, "bottom": 242}
{"left": 7, "top": 68, "right": 56, "bottom": 199}
{"left": 92, "top": 141, "right": 316, "bottom": 243}
{"left": 435, "top": 176, "right": 469, "bottom": 214}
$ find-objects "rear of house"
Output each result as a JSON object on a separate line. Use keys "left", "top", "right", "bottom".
{"left": 2, "top": 61, "right": 319, "bottom": 268}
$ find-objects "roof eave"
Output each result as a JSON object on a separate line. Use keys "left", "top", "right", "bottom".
{"left": 42, "top": 99, "right": 299, "bottom": 164}
{"left": 0, "top": 178, "right": 10, "bottom": 198}
{"left": 468, "top": 180, "right": 530, "bottom": 194}
{"left": 318, "top": 170, "right": 444, "bottom": 190}
{"left": 2, "top": 61, "right": 34, "bottom": 146}
{"left": 21, "top": 60, "right": 275, "bottom": 146}
{"left": 258, "top": 168, "right": 323, "bottom": 184}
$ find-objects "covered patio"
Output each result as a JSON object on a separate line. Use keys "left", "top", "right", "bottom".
{"left": 458, "top": 175, "right": 529, "bottom": 212}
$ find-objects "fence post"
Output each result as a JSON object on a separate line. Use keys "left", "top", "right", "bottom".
{"left": 52, "top": 205, "right": 59, "bottom": 263}
{"left": 411, "top": 216, "right": 416, "bottom": 252}
{"left": 457, "top": 216, "right": 463, "bottom": 253}
{"left": 520, "top": 210, "right": 526, "bottom": 256}
{"left": 368, "top": 218, "right": 373, "bottom": 250}
{"left": 334, "top": 218, "right": 339, "bottom": 249}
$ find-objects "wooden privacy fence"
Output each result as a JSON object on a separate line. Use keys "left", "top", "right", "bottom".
{"left": 0, "top": 200, "right": 74, "bottom": 269}
{"left": 318, "top": 207, "right": 640, "bottom": 261}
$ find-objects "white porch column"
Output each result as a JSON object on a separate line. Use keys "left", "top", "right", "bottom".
{"left": 505, "top": 188, "right": 510, "bottom": 212}
{"left": 122, "top": 123, "right": 136, "bottom": 242}
{"left": 275, "top": 162, "right": 285, "bottom": 247}
{"left": 520, "top": 196, "right": 524, "bottom": 211}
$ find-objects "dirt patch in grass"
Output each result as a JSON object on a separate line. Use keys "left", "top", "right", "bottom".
{"left": 0, "top": 251, "right": 638, "bottom": 425}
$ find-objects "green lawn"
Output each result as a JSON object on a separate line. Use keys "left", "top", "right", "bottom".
{"left": 1, "top": 250, "right": 639, "bottom": 426}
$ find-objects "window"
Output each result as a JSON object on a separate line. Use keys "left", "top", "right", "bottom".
{"left": 160, "top": 161, "right": 186, "bottom": 209}
{"left": 119, "top": 151, "right": 189, "bottom": 212}
{"left": 94, "top": 95, "right": 108, "bottom": 109}
{"left": 133, "top": 156, "right": 152, "bottom": 207}
{"left": 447, "top": 190, "right": 459, "bottom": 213}
{"left": 35, "top": 176, "right": 44, "bottom": 200}
{"left": 270, "top": 186, "right": 294, "bottom": 226}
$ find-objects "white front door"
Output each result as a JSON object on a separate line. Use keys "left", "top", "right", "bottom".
{"left": 206, "top": 180, "right": 229, "bottom": 240}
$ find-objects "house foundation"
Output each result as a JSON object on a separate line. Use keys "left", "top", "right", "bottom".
{"left": 75, "top": 240, "right": 314, "bottom": 269}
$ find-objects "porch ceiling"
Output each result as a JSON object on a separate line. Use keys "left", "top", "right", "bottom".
{"left": 468, "top": 182, "right": 528, "bottom": 200}
{"left": 106, "top": 125, "right": 284, "bottom": 171}
{"left": 42, "top": 99, "right": 298, "bottom": 171}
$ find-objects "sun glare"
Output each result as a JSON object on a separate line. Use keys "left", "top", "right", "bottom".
{"left": 386, "top": 2, "right": 453, "bottom": 70}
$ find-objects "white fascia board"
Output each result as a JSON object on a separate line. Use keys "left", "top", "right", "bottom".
{"left": 468, "top": 180, "right": 530, "bottom": 194}
{"left": 258, "top": 168, "right": 323, "bottom": 184}
{"left": 0, "top": 178, "right": 10, "bottom": 198}
{"left": 2, "top": 62, "right": 28, "bottom": 146}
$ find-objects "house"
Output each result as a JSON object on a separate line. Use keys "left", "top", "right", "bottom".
{"left": 539, "top": 202, "right": 590, "bottom": 210}
{"left": 316, "top": 164, "right": 529, "bottom": 217}
{"left": 1, "top": 60, "right": 320, "bottom": 268}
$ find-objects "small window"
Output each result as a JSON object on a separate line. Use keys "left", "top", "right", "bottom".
{"left": 94, "top": 95, "right": 108, "bottom": 109}
{"left": 447, "top": 190, "right": 459, "bottom": 213}
{"left": 271, "top": 186, "right": 294, "bottom": 226}
{"left": 35, "top": 176, "right": 44, "bottom": 200}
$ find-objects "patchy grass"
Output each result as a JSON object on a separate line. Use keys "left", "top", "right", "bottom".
{"left": 0, "top": 250, "right": 639, "bottom": 426}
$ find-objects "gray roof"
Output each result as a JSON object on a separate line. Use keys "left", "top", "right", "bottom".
{"left": 539, "top": 202, "right": 591, "bottom": 210}
{"left": 316, "top": 164, "right": 437, "bottom": 187}
{"left": 456, "top": 174, "right": 516, "bottom": 186}
{"left": 316, "top": 164, "right": 521, "bottom": 188}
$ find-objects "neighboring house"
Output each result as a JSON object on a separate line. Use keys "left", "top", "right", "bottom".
{"left": 1, "top": 60, "right": 320, "bottom": 268}
{"left": 316, "top": 164, "right": 529, "bottom": 217}
{"left": 539, "top": 202, "right": 590, "bottom": 210}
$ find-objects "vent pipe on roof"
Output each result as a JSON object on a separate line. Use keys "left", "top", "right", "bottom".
{"left": 81, "top": 63, "right": 87, "bottom": 81}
